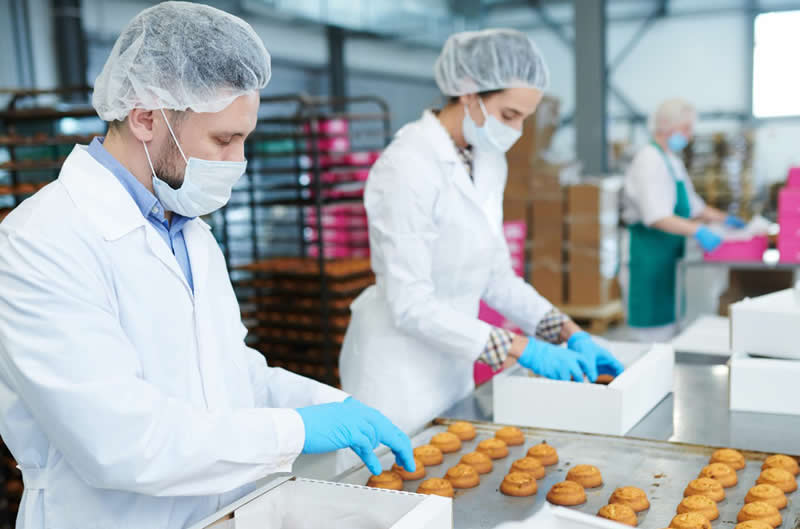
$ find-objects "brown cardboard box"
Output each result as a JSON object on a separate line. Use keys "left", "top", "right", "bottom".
{"left": 566, "top": 177, "right": 623, "bottom": 221}
{"left": 568, "top": 221, "right": 618, "bottom": 247}
{"left": 531, "top": 238, "right": 562, "bottom": 262}
{"left": 567, "top": 247, "right": 620, "bottom": 306}
{"left": 727, "top": 269, "right": 793, "bottom": 293}
{"left": 718, "top": 269, "right": 794, "bottom": 316}
{"left": 506, "top": 158, "right": 580, "bottom": 199}
{"left": 530, "top": 259, "right": 565, "bottom": 305}
{"left": 568, "top": 267, "right": 618, "bottom": 306}
{"left": 531, "top": 198, "right": 565, "bottom": 241}
{"left": 503, "top": 197, "right": 530, "bottom": 222}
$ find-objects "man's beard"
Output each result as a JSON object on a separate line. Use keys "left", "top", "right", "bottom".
{"left": 153, "top": 134, "right": 185, "bottom": 190}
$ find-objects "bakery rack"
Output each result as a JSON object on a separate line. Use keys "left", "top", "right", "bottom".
{"left": 0, "top": 87, "right": 103, "bottom": 224}
{"left": 207, "top": 94, "right": 391, "bottom": 387}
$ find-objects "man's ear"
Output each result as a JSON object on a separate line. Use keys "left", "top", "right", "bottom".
{"left": 459, "top": 93, "right": 478, "bottom": 107}
{"left": 128, "top": 108, "right": 156, "bottom": 142}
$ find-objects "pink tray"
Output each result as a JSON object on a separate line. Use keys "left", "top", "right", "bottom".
{"left": 779, "top": 238, "right": 800, "bottom": 263}
{"left": 787, "top": 167, "right": 800, "bottom": 188}
{"left": 704, "top": 235, "right": 768, "bottom": 261}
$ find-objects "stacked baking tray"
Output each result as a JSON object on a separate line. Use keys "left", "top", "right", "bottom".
{"left": 234, "top": 256, "right": 374, "bottom": 386}
{"left": 336, "top": 419, "right": 799, "bottom": 529}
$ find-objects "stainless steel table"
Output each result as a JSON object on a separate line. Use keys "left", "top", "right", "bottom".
{"left": 442, "top": 353, "right": 800, "bottom": 454}
{"left": 294, "top": 355, "right": 800, "bottom": 482}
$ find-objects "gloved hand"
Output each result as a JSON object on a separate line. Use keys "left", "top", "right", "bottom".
{"left": 694, "top": 226, "right": 723, "bottom": 252}
{"left": 725, "top": 215, "right": 746, "bottom": 229}
{"left": 518, "top": 337, "right": 590, "bottom": 382}
{"left": 296, "top": 397, "right": 415, "bottom": 475}
{"left": 566, "top": 331, "right": 625, "bottom": 382}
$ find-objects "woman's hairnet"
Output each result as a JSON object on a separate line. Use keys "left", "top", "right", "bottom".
{"left": 92, "top": 1, "right": 271, "bottom": 122}
{"left": 434, "top": 29, "right": 549, "bottom": 96}
{"left": 649, "top": 98, "right": 697, "bottom": 134}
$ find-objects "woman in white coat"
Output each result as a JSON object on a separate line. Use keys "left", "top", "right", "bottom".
{"left": 619, "top": 99, "right": 744, "bottom": 343}
{"left": 340, "top": 29, "right": 625, "bottom": 435}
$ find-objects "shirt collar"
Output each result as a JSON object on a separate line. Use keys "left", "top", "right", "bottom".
{"left": 87, "top": 137, "right": 193, "bottom": 229}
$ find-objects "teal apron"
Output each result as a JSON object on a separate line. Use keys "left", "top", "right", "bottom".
{"left": 627, "top": 142, "right": 691, "bottom": 328}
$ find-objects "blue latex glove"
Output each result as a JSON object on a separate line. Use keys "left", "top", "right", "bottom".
{"left": 695, "top": 226, "right": 723, "bottom": 252}
{"left": 725, "top": 215, "right": 746, "bottom": 229}
{"left": 518, "top": 337, "right": 590, "bottom": 382}
{"left": 566, "top": 331, "right": 625, "bottom": 383}
{"left": 296, "top": 397, "right": 414, "bottom": 476}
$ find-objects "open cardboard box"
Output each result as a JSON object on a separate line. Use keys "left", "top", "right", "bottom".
{"left": 729, "top": 350, "right": 800, "bottom": 415}
{"left": 188, "top": 475, "right": 452, "bottom": 529}
{"left": 730, "top": 288, "right": 800, "bottom": 360}
{"left": 493, "top": 341, "right": 674, "bottom": 436}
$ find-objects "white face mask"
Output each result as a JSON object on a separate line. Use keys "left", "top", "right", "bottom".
{"left": 143, "top": 108, "right": 246, "bottom": 217}
{"left": 462, "top": 97, "right": 522, "bottom": 153}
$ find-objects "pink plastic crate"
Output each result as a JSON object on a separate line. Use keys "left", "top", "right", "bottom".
{"left": 473, "top": 361, "right": 498, "bottom": 387}
{"left": 307, "top": 228, "right": 352, "bottom": 244}
{"left": 779, "top": 187, "right": 800, "bottom": 217}
{"left": 345, "top": 151, "right": 382, "bottom": 167}
{"left": 307, "top": 216, "right": 368, "bottom": 229}
{"left": 298, "top": 153, "right": 349, "bottom": 169}
{"left": 307, "top": 245, "right": 370, "bottom": 259}
{"left": 503, "top": 220, "right": 527, "bottom": 241}
{"left": 779, "top": 216, "right": 800, "bottom": 244}
{"left": 787, "top": 167, "right": 800, "bottom": 188}
{"left": 306, "top": 136, "right": 351, "bottom": 153}
{"left": 779, "top": 239, "right": 800, "bottom": 263}
{"left": 704, "top": 235, "right": 768, "bottom": 262}
{"left": 340, "top": 169, "right": 370, "bottom": 183}
{"left": 304, "top": 118, "right": 349, "bottom": 135}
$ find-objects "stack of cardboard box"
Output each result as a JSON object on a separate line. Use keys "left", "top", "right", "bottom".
{"left": 503, "top": 97, "right": 581, "bottom": 305}
{"left": 565, "top": 178, "right": 623, "bottom": 306}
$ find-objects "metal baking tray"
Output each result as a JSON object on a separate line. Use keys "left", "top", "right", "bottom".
{"left": 335, "top": 419, "right": 799, "bottom": 529}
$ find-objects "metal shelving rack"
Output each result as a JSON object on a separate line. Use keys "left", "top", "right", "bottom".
{"left": 0, "top": 87, "right": 102, "bottom": 224}
{"left": 210, "top": 94, "right": 391, "bottom": 387}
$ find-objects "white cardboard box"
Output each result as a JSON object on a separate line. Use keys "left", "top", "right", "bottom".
{"left": 671, "top": 315, "right": 730, "bottom": 356}
{"left": 729, "top": 351, "right": 800, "bottom": 415}
{"left": 493, "top": 342, "right": 674, "bottom": 436}
{"left": 188, "top": 476, "right": 452, "bottom": 529}
{"left": 730, "top": 289, "right": 800, "bottom": 360}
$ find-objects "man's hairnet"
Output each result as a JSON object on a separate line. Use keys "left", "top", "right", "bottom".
{"left": 434, "top": 29, "right": 549, "bottom": 96}
{"left": 649, "top": 98, "right": 697, "bottom": 134}
{"left": 93, "top": 1, "right": 271, "bottom": 122}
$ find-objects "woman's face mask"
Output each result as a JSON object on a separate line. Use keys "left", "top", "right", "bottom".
{"left": 142, "top": 108, "right": 246, "bottom": 217}
{"left": 462, "top": 97, "right": 522, "bottom": 153}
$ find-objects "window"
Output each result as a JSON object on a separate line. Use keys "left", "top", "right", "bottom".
{"left": 753, "top": 10, "right": 800, "bottom": 118}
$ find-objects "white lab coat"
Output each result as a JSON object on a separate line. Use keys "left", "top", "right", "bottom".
{"left": 339, "top": 110, "right": 553, "bottom": 434}
{"left": 0, "top": 145, "right": 346, "bottom": 529}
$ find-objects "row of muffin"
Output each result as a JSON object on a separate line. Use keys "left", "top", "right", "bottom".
{"left": 366, "top": 423, "right": 559, "bottom": 497}
{"left": 667, "top": 449, "right": 799, "bottom": 529}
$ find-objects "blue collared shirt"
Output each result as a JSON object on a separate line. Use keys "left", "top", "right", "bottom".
{"left": 87, "top": 137, "right": 194, "bottom": 292}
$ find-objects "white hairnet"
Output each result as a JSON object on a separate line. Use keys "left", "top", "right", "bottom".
{"left": 650, "top": 98, "right": 697, "bottom": 134}
{"left": 434, "top": 28, "right": 549, "bottom": 96}
{"left": 93, "top": 1, "right": 271, "bottom": 122}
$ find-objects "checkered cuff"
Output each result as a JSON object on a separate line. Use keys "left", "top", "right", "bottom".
{"left": 477, "top": 327, "right": 514, "bottom": 371}
{"left": 535, "top": 309, "right": 570, "bottom": 344}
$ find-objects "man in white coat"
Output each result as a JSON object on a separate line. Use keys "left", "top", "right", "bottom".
{"left": 0, "top": 3, "right": 412, "bottom": 528}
